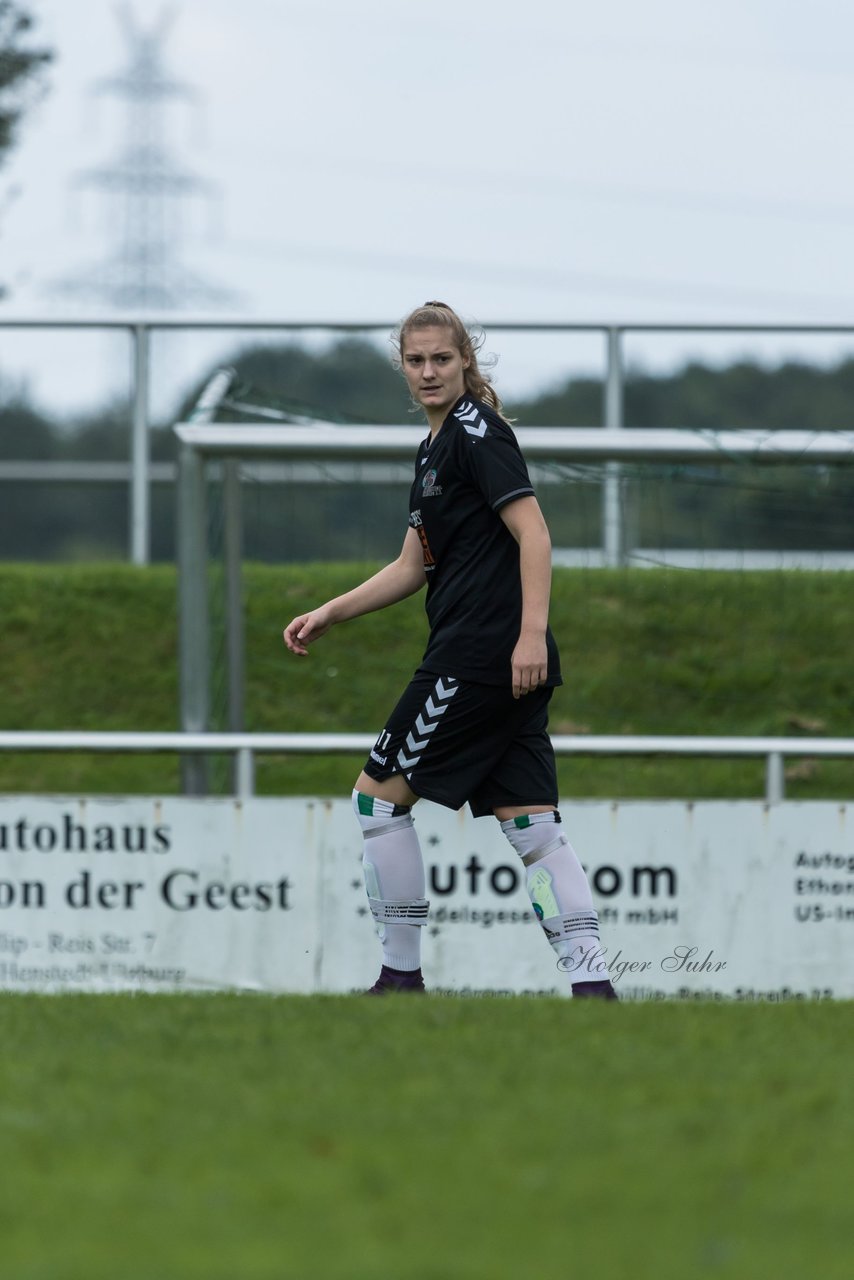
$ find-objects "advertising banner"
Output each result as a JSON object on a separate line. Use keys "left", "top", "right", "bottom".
{"left": 0, "top": 796, "right": 851, "bottom": 998}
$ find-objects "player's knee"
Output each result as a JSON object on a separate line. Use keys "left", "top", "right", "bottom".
{"left": 353, "top": 769, "right": 418, "bottom": 810}
{"left": 352, "top": 789, "right": 414, "bottom": 834}
{"left": 498, "top": 809, "right": 567, "bottom": 863}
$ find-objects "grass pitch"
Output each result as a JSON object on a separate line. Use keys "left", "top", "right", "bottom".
{"left": 1, "top": 994, "right": 851, "bottom": 1280}
{"left": 2, "top": 562, "right": 854, "bottom": 798}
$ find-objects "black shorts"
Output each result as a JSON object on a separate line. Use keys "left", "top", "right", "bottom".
{"left": 362, "top": 670, "right": 558, "bottom": 818}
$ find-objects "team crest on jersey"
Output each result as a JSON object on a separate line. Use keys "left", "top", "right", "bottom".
{"left": 421, "top": 468, "right": 442, "bottom": 497}
{"left": 454, "top": 399, "right": 488, "bottom": 438}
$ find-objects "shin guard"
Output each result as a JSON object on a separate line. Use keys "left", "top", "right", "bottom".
{"left": 353, "top": 790, "right": 428, "bottom": 971}
{"left": 500, "top": 811, "right": 609, "bottom": 984}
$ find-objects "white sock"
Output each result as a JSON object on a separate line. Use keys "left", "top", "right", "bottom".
{"left": 500, "top": 812, "right": 609, "bottom": 987}
{"left": 352, "top": 790, "right": 427, "bottom": 972}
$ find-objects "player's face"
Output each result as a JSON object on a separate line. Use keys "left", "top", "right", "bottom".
{"left": 401, "top": 326, "right": 469, "bottom": 424}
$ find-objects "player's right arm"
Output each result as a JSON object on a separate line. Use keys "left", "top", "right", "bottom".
{"left": 283, "top": 527, "right": 427, "bottom": 656}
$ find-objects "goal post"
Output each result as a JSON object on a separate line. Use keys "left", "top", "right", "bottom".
{"left": 176, "top": 368, "right": 236, "bottom": 794}
{"left": 174, "top": 419, "right": 854, "bottom": 796}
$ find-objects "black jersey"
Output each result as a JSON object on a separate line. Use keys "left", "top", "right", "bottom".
{"left": 408, "top": 394, "right": 562, "bottom": 687}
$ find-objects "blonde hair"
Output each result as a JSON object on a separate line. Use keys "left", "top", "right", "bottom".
{"left": 393, "top": 301, "right": 507, "bottom": 418}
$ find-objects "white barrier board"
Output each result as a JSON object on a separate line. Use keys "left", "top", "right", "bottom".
{"left": 0, "top": 796, "right": 851, "bottom": 998}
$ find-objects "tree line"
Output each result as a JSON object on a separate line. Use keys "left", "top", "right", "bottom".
{"left": 2, "top": 339, "right": 854, "bottom": 561}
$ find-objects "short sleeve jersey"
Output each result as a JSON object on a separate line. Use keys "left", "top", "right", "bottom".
{"left": 408, "top": 394, "right": 562, "bottom": 687}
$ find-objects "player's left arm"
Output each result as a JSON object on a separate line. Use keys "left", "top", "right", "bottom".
{"left": 499, "top": 495, "right": 552, "bottom": 699}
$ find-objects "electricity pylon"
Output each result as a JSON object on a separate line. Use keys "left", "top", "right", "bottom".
{"left": 59, "top": 2, "right": 233, "bottom": 309}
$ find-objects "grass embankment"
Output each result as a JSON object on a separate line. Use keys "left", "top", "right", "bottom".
{"left": 1, "top": 562, "right": 852, "bottom": 798}
{"left": 0, "top": 995, "right": 851, "bottom": 1280}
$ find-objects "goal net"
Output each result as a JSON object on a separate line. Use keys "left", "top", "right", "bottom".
{"left": 174, "top": 383, "right": 854, "bottom": 796}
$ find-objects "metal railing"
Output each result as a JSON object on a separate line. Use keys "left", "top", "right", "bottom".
{"left": 1, "top": 730, "right": 852, "bottom": 804}
{"left": 4, "top": 315, "right": 854, "bottom": 564}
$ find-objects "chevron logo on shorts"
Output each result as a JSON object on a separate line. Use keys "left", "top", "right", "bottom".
{"left": 454, "top": 400, "right": 488, "bottom": 438}
{"left": 396, "top": 677, "right": 459, "bottom": 772}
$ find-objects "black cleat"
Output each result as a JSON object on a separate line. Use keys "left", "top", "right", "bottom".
{"left": 572, "top": 979, "right": 619, "bottom": 1001}
{"left": 365, "top": 965, "right": 426, "bottom": 996}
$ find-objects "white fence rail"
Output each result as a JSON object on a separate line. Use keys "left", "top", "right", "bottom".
{"left": 5, "top": 315, "right": 854, "bottom": 563}
{"left": 1, "top": 731, "right": 853, "bottom": 804}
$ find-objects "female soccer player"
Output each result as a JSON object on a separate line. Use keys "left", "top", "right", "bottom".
{"left": 283, "top": 302, "right": 617, "bottom": 999}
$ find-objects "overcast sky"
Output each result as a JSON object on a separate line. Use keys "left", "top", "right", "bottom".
{"left": 2, "top": 0, "right": 854, "bottom": 418}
